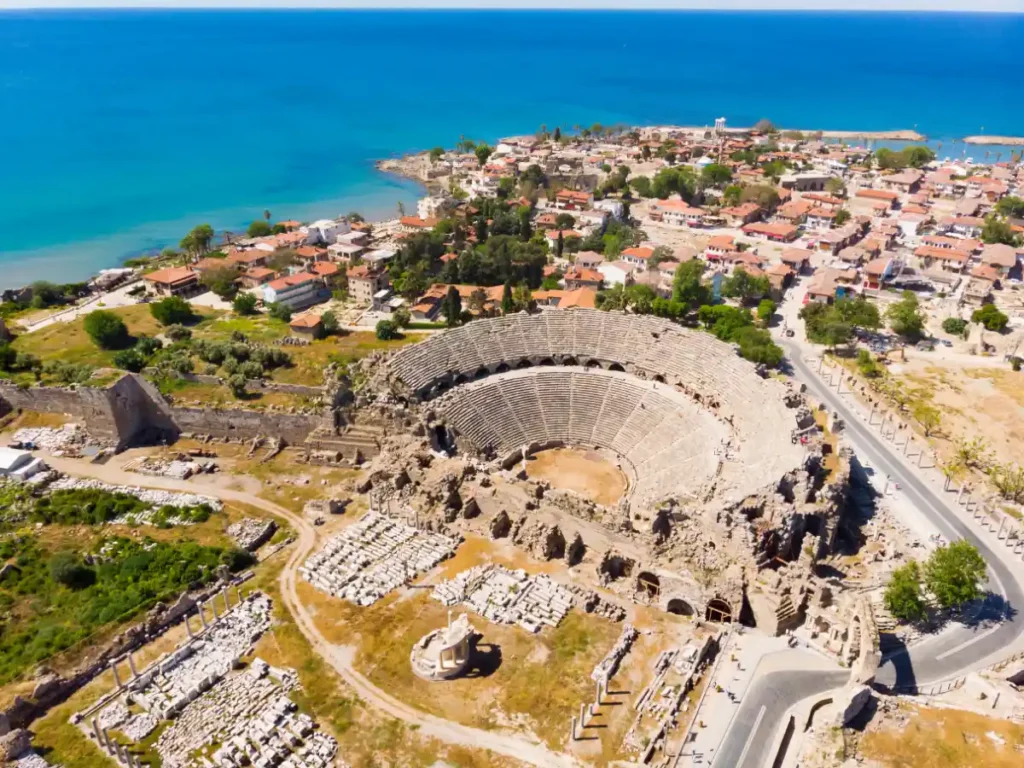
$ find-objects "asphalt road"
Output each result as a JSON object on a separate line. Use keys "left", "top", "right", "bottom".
{"left": 711, "top": 668, "right": 848, "bottom": 768}
{"left": 711, "top": 341, "right": 1023, "bottom": 767}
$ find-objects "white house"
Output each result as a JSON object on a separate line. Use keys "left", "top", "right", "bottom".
{"left": 262, "top": 272, "right": 327, "bottom": 310}
{"left": 304, "top": 219, "right": 351, "bottom": 246}
{"left": 598, "top": 261, "right": 635, "bottom": 287}
{"left": 417, "top": 195, "right": 456, "bottom": 221}
{"left": 594, "top": 199, "right": 625, "bottom": 221}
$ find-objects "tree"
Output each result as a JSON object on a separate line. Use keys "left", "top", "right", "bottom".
{"left": 180, "top": 223, "right": 215, "bottom": 258}
{"left": 200, "top": 266, "right": 239, "bottom": 299}
{"left": 953, "top": 436, "right": 989, "bottom": 470}
{"left": 49, "top": 552, "right": 96, "bottom": 590}
{"left": 672, "top": 260, "right": 709, "bottom": 307}
{"left": 856, "top": 349, "right": 882, "bottom": 378}
{"left": 112, "top": 347, "right": 147, "bottom": 373}
{"left": 267, "top": 249, "right": 297, "bottom": 274}
{"left": 971, "top": 303, "right": 1009, "bottom": 332}
{"left": 474, "top": 144, "right": 493, "bottom": 166}
{"left": 722, "top": 268, "right": 770, "bottom": 302}
{"left": 501, "top": 281, "right": 514, "bottom": 314}
{"left": 740, "top": 185, "right": 780, "bottom": 211}
{"left": 429, "top": 146, "right": 444, "bottom": 164}
{"left": 884, "top": 561, "right": 927, "bottom": 622}
{"left": 267, "top": 302, "right": 292, "bottom": 322}
{"left": 757, "top": 299, "right": 776, "bottom": 323}
{"left": 84, "top": 310, "right": 130, "bottom": 349}
{"left": 233, "top": 292, "right": 258, "bottom": 316}
{"left": 630, "top": 176, "right": 652, "bottom": 198}
{"left": 924, "top": 541, "right": 987, "bottom": 611}
{"left": 150, "top": 296, "right": 196, "bottom": 326}
{"left": 700, "top": 163, "right": 733, "bottom": 187}
{"left": 753, "top": 119, "right": 776, "bottom": 134}
{"left": 989, "top": 463, "right": 1024, "bottom": 504}
{"left": 886, "top": 291, "right": 925, "bottom": 338}
{"left": 512, "top": 282, "right": 535, "bottom": 313}
{"left": 553, "top": 126, "right": 561, "bottom": 142}
{"left": 760, "top": 159, "right": 787, "bottom": 182}
{"left": 833, "top": 296, "right": 881, "bottom": 332}
{"left": 321, "top": 310, "right": 339, "bottom": 335}
{"left": 942, "top": 317, "right": 968, "bottom": 336}
{"left": 913, "top": 402, "right": 942, "bottom": 437}
{"left": 825, "top": 177, "right": 847, "bottom": 197}
{"left": 981, "top": 215, "right": 1019, "bottom": 246}
{"left": 247, "top": 220, "right": 272, "bottom": 238}
{"left": 833, "top": 209, "right": 851, "bottom": 226}
{"left": 994, "top": 196, "right": 1024, "bottom": 219}
{"left": 733, "top": 326, "right": 783, "bottom": 366}
{"left": 723, "top": 185, "right": 743, "bottom": 207}
{"left": 375, "top": 319, "right": 398, "bottom": 340}
{"left": 227, "top": 374, "right": 248, "bottom": 398}
{"left": 442, "top": 285, "right": 462, "bottom": 327}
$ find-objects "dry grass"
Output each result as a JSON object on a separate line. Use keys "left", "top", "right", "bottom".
{"left": 860, "top": 703, "right": 1024, "bottom": 768}
{"left": 298, "top": 534, "right": 622, "bottom": 751}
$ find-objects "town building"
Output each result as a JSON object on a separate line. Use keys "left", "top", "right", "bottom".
{"left": 347, "top": 265, "right": 389, "bottom": 306}
{"left": 144, "top": 267, "right": 200, "bottom": 297}
{"left": 262, "top": 272, "right": 327, "bottom": 310}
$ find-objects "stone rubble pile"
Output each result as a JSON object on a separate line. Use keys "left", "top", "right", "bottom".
{"left": 430, "top": 565, "right": 576, "bottom": 633}
{"left": 227, "top": 518, "right": 277, "bottom": 551}
{"left": 129, "top": 594, "right": 272, "bottom": 720}
{"left": 299, "top": 511, "right": 457, "bottom": 606}
{"left": 11, "top": 424, "right": 95, "bottom": 452}
{"left": 123, "top": 456, "right": 212, "bottom": 480}
{"left": 153, "top": 659, "right": 341, "bottom": 768}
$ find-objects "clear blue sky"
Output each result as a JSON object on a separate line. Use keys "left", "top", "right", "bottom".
{"left": 4, "top": 1, "right": 1023, "bottom": 11}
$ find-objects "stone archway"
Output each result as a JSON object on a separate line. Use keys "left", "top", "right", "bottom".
{"left": 495, "top": 362, "right": 511, "bottom": 374}
{"left": 705, "top": 598, "right": 733, "bottom": 623}
{"left": 516, "top": 359, "right": 532, "bottom": 369}
{"left": 636, "top": 571, "right": 660, "bottom": 600}
{"left": 562, "top": 356, "right": 579, "bottom": 366}
{"left": 474, "top": 367, "right": 489, "bottom": 380}
{"left": 585, "top": 359, "right": 602, "bottom": 369}
{"left": 609, "top": 363, "right": 626, "bottom": 372}
{"left": 666, "top": 598, "right": 694, "bottom": 617}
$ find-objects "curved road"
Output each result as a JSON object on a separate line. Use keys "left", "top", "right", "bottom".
{"left": 46, "top": 456, "right": 577, "bottom": 768}
{"left": 712, "top": 341, "right": 1024, "bottom": 767}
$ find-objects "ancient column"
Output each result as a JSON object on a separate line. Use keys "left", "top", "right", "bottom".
{"left": 91, "top": 718, "right": 103, "bottom": 745}
{"left": 211, "top": 597, "right": 219, "bottom": 621}
{"left": 570, "top": 716, "right": 577, "bottom": 742}
{"left": 198, "top": 603, "right": 208, "bottom": 629}
{"left": 222, "top": 585, "right": 231, "bottom": 611}
{"left": 127, "top": 652, "right": 138, "bottom": 679}
{"left": 110, "top": 660, "right": 122, "bottom": 690}
{"left": 579, "top": 702, "right": 586, "bottom": 729}
{"left": 235, "top": 585, "right": 243, "bottom": 605}
{"left": 184, "top": 614, "right": 194, "bottom": 638}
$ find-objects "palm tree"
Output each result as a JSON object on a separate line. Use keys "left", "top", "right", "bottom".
{"left": 263, "top": 209, "right": 271, "bottom": 222}
{"left": 397, "top": 201, "right": 406, "bottom": 217}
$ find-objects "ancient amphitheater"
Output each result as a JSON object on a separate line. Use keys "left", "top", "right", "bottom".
{"left": 387, "top": 309, "right": 808, "bottom": 508}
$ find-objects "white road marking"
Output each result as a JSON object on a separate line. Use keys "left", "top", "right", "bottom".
{"left": 936, "top": 621, "right": 1005, "bottom": 661}
{"left": 734, "top": 705, "right": 767, "bottom": 768}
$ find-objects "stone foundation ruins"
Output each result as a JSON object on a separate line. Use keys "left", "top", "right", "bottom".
{"left": 78, "top": 592, "right": 341, "bottom": 768}
{"left": 299, "top": 510, "right": 458, "bottom": 605}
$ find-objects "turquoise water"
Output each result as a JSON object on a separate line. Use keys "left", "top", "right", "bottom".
{"left": 1, "top": 9, "right": 1022, "bottom": 288}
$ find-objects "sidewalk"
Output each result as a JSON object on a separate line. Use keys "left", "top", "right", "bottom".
{"left": 802, "top": 347, "right": 1024, "bottom": 574}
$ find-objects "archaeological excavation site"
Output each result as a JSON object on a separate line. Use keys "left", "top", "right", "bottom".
{"left": 0, "top": 308, "right": 886, "bottom": 768}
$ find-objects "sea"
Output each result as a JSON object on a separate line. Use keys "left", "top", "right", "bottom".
{"left": 1, "top": 9, "right": 1022, "bottom": 289}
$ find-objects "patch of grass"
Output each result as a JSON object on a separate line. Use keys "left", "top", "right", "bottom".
{"left": 270, "top": 331, "right": 425, "bottom": 386}
{"left": 10, "top": 305, "right": 219, "bottom": 368}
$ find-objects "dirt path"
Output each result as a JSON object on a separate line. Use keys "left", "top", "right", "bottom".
{"left": 44, "top": 456, "right": 578, "bottom": 768}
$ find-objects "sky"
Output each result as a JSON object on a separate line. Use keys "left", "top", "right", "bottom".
{"left": 3, "top": 0, "right": 1023, "bottom": 11}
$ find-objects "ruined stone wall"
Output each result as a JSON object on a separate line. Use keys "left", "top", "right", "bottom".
{"left": 0, "top": 375, "right": 323, "bottom": 447}
{"left": 168, "top": 406, "right": 321, "bottom": 444}
{"left": 0, "top": 381, "right": 124, "bottom": 442}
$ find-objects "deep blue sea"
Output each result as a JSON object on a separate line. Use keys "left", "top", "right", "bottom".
{"left": 1, "top": 10, "right": 1022, "bottom": 288}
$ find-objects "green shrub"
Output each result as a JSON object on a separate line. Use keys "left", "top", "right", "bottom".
{"left": 83, "top": 310, "right": 130, "bottom": 349}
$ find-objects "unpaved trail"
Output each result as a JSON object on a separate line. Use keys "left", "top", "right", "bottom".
{"left": 44, "top": 455, "right": 578, "bottom": 768}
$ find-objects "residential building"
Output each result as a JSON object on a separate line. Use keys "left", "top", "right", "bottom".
{"left": 597, "top": 261, "right": 635, "bottom": 287}
{"left": 305, "top": 218, "right": 351, "bottom": 245}
{"left": 649, "top": 200, "right": 706, "bottom": 228}
{"left": 779, "top": 248, "right": 813, "bottom": 273}
{"left": 144, "top": 267, "right": 200, "bottom": 297}
{"left": 574, "top": 251, "right": 604, "bottom": 270}
{"left": 289, "top": 313, "right": 323, "bottom": 338}
{"left": 720, "top": 203, "right": 761, "bottom": 226}
{"left": 741, "top": 222, "right": 799, "bottom": 242}
{"left": 880, "top": 169, "right": 924, "bottom": 194}
{"left": 705, "top": 235, "right": 738, "bottom": 261}
{"left": 979, "top": 243, "right": 1019, "bottom": 277}
{"left": 399, "top": 216, "right": 439, "bottom": 233}
{"left": 780, "top": 173, "right": 830, "bottom": 192}
{"left": 417, "top": 195, "right": 457, "bottom": 221}
{"left": 553, "top": 189, "right": 594, "bottom": 210}
{"left": 805, "top": 208, "right": 838, "bottom": 230}
{"left": 563, "top": 267, "right": 604, "bottom": 290}
{"left": 776, "top": 200, "right": 814, "bottom": 226}
{"left": 262, "top": 272, "right": 327, "bottom": 310}
{"left": 621, "top": 246, "right": 654, "bottom": 267}
{"left": 914, "top": 246, "right": 970, "bottom": 274}
{"left": 532, "top": 287, "right": 598, "bottom": 310}
{"left": 239, "top": 267, "right": 275, "bottom": 288}
{"left": 347, "top": 265, "right": 389, "bottom": 306}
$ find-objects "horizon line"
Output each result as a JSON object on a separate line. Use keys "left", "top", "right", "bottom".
{"left": 4, "top": 2, "right": 1023, "bottom": 14}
